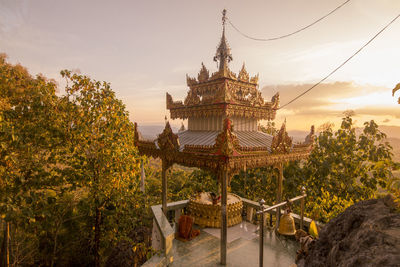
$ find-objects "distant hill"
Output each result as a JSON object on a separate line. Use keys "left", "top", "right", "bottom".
{"left": 288, "top": 130, "right": 308, "bottom": 143}
{"left": 136, "top": 124, "right": 179, "bottom": 140}
{"left": 377, "top": 125, "right": 400, "bottom": 139}
{"left": 387, "top": 137, "right": 400, "bottom": 162}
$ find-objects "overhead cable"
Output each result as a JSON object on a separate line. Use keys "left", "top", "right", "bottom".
{"left": 279, "top": 13, "right": 400, "bottom": 109}
{"left": 228, "top": 0, "right": 351, "bottom": 41}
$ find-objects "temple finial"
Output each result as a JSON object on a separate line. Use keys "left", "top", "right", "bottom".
{"left": 222, "top": 9, "right": 227, "bottom": 27}
{"left": 214, "top": 9, "right": 232, "bottom": 74}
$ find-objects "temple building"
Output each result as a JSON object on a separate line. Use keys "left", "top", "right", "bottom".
{"left": 135, "top": 9, "right": 314, "bottom": 266}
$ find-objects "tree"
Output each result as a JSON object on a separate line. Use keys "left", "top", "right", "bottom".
{"left": 0, "top": 54, "right": 71, "bottom": 266}
{"left": 0, "top": 57, "right": 153, "bottom": 266}
{"left": 60, "top": 70, "right": 142, "bottom": 266}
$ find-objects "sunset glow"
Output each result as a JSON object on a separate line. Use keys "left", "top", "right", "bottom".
{"left": 1, "top": 0, "right": 399, "bottom": 133}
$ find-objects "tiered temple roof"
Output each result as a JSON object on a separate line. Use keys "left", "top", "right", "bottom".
{"left": 136, "top": 11, "right": 314, "bottom": 170}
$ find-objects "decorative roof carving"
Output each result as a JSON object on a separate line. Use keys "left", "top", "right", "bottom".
{"left": 271, "top": 93, "right": 280, "bottom": 109}
{"left": 238, "top": 63, "right": 249, "bottom": 82}
{"left": 186, "top": 74, "right": 197, "bottom": 86}
{"left": 166, "top": 9, "right": 280, "bottom": 121}
{"left": 136, "top": 126, "right": 313, "bottom": 174}
{"left": 250, "top": 73, "right": 259, "bottom": 84}
{"left": 157, "top": 121, "right": 180, "bottom": 154}
{"left": 198, "top": 63, "right": 210, "bottom": 83}
{"left": 169, "top": 95, "right": 278, "bottom": 121}
{"left": 271, "top": 121, "right": 293, "bottom": 154}
{"left": 184, "top": 90, "right": 201, "bottom": 106}
{"left": 213, "top": 118, "right": 240, "bottom": 156}
{"left": 166, "top": 92, "right": 183, "bottom": 109}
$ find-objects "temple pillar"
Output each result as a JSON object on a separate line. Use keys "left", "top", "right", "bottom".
{"left": 276, "top": 163, "right": 283, "bottom": 227}
{"left": 220, "top": 169, "right": 228, "bottom": 265}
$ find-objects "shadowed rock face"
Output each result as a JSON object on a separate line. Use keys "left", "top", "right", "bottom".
{"left": 298, "top": 195, "right": 400, "bottom": 267}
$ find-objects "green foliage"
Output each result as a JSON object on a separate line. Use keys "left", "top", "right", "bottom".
{"left": 60, "top": 70, "right": 145, "bottom": 266}
{"left": 231, "top": 115, "right": 396, "bottom": 223}
{"left": 284, "top": 115, "right": 396, "bottom": 222}
{"left": 0, "top": 54, "right": 66, "bottom": 223}
{"left": 308, "top": 188, "right": 354, "bottom": 221}
{"left": 231, "top": 167, "right": 277, "bottom": 204}
{"left": 0, "top": 56, "right": 152, "bottom": 266}
{"left": 146, "top": 167, "right": 218, "bottom": 202}
{"left": 0, "top": 54, "right": 74, "bottom": 265}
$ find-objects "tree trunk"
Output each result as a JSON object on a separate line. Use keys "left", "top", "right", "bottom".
{"left": 50, "top": 221, "right": 61, "bottom": 267}
{"left": 94, "top": 207, "right": 101, "bottom": 267}
{"left": 0, "top": 221, "right": 10, "bottom": 267}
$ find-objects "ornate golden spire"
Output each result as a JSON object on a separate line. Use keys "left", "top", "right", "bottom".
{"left": 214, "top": 9, "right": 232, "bottom": 74}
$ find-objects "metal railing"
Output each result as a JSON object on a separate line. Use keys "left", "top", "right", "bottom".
{"left": 256, "top": 187, "right": 307, "bottom": 267}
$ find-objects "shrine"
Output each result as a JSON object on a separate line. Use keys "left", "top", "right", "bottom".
{"left": 135, "top": 9, "right": 314, "bottom": 266}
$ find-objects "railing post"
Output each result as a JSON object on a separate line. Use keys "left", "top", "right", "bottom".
{"left": 220, "top": 170, "right": 228, "bottom": 265}
{"left": 276, "top": 163, "right": 283, "bottom": 229}
{"left": 269, "top": 213, "right": 272, "bottom": 227}
{"left": 300, "top": 186, "right": 306, "bottom": 230}
{"left": 259, "top": 199, "right": 265, "bottom": 267}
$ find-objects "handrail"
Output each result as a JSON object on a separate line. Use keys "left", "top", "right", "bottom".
{"left": 256, "top": 194, "right": 307, "bottom": 215}
{"left": 258, "top": 187, "right": 307, "bottom": 267}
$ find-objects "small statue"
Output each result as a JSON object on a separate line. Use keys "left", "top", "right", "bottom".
{"left": 295, "top": 229, "right": 315, "bottom": 263}
{"left": 210, "top": 192, "right": 221, "bottom": 205}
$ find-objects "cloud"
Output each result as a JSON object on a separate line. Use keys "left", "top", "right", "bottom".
{"left": 262, "top": 81, "right": 391, "bottom": 113}
{"left": 260, "top": 81, "right": 399, "bottom": 130}
{"left": 354, "top": 107, "right": 400, "bottom": 119}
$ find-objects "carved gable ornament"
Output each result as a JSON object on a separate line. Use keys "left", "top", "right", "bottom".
{"left": 271, "top": 121, "right": 293, "bottom": 154}
{"left": 186, "top": 74, "right": 198, "bottom": 86}
{"left": 238, "top": 63, "right": 249, "bottom": 82}
{"left": 198, "top": 63, "right": 210, "bottom": 83}
{"left": 157, "top": 121, "right": 180, "bottom": 154}
{"left": 271, "top": 93, "right": 280, "bottom": 109}
{"left": 184, "top": 90, "right": 201, "bottom": 106}
{"left": 213, "top": 118, "right": 240, "bottom": 156}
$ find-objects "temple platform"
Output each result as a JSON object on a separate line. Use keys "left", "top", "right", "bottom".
{"left": 171, "top": 221, "right": 298, "bottom": 266}
{"left": 143, "top": 198, "right": 314, "bottom": 267}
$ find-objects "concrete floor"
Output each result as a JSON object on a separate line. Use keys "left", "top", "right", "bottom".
{"left": 171, "top": 221, "right": 298, "bottom": 267}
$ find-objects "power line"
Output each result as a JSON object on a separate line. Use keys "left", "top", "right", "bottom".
{"left": 279, "top": 12, "right": 400, "bottom": 110}
{"left": 227, "top": 0, "right": 351, "bottom": 41}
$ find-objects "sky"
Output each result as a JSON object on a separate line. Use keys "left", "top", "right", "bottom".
{"left": 1, "top": 0, "right": 400, "bottom": 132}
